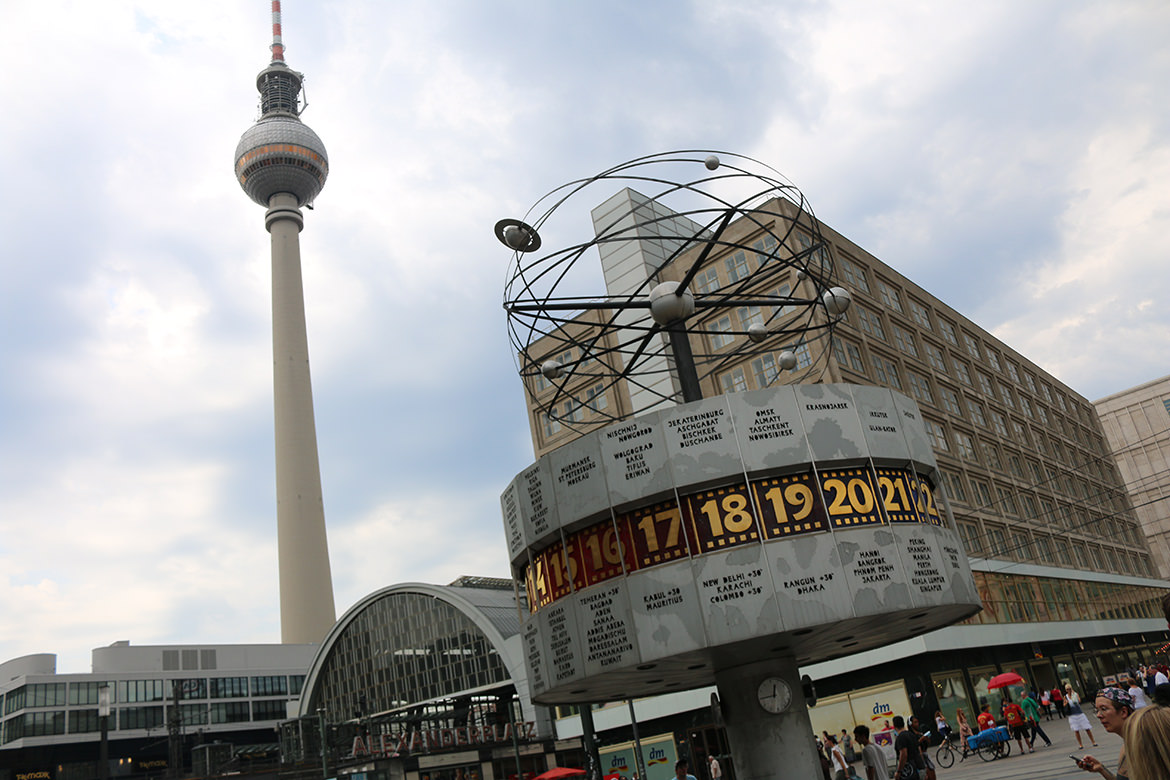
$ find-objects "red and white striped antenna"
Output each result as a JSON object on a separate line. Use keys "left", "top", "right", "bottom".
{"left": 270, "top": 0, "right": 285, "bottom": 62}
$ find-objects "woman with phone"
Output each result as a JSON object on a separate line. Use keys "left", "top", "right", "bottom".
{"left": 1075, "top": 687, "right": 1134, "bottom": 780}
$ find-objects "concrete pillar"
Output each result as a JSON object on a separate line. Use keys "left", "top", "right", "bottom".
{"left": 267, "top": 191, "right": 336, "bottom": 644}
{"left": 714, "top": 657, "right": 822, "bottom": 780}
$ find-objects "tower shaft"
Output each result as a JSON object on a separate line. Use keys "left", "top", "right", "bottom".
{"left": 268, "top": 192, "right": 336, "bottom": 644}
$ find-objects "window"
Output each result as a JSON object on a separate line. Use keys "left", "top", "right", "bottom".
{"left": 963, "top": 333, "right": 981, "bottom": 359}
{"left": 878, "top": 281, "right": 903, "bottom": 313}
{"left": 938, "top": 319, "right": 958, "bottom": 346}
{"left": 871, "top": 354, "right": 902, "bottom": 390}
{"left": 832, "top": 338, "right": 865, "bottom": 373}
{"left": 252, "top": 700, "right": 288, "bottom": 721}
{"left": 958, "top": 522, "right": 981, "bottom": 553}
{"left": 956, "top": 431, "right": 977, "bottom": 460}
{"left": 925, "top": 343, "right": 947, "bottom": 373}
{"left": 772, "top": 282, "right": 793, "bottom": 318}
{"left": 69, "top": 710, "right": 100, "bottom": 734}
{"left": 924, "top": 418, "right": 949, "bottom": 451}
{"left": 991, "top": 411, "right": 1008, "bottom": 438}
{"left": 752, "top": 354, "right": 778, "bottom": 387}
{"left": 982, "top": 441, "right": 1002, "bottom": 470}
{"left": 209, "top": 677, "right": 248, "bottom": 699}
{"left": 1011, "top": 420, "right": 1030, "bottom": 446}
{"left": 972, "top": 479, "right": 994, "bottom": 507}
{"left": 987, "top": 526, "right": 1008, "bottom": 556}
{"left": 585, "top": 384, "right": 608, "bottom": 412}
{"left": 69, "top": 682, "right": 104, "bottom": 706}
{"left": 28, "top": 683, "right": 67, "bottom": 707}
{"left": 693, "top": 267, "right": 720, "bottom": 294}
{"left": 752, "top": 234, "right": 778, "bottom": 264}
{"left": 119, "top": 706, "right": 163, "bottom": 730}
{"left": 910, "top": 300, "right": 933, "bottom": 330}
{"left": 210, "top": 702, "right": 250, "bottom": 724}
{"left": 1023, "top": 372, "right": 1037, "bottom": 393}
{"left": 943, "top": 471, "right": 968, "bottom": 503}
{"left": 560, "top": 399, "right": 584, "bottom": 423}
{"left": 985, "top": 350, "right": 1002, "bottom": 372}
{"left": 706, "top": 315, "right": 734, "bottom": 349}
{"left": 725, "top": 250, "right": 749, "bottom": 282}
{"left": 542, "top": 412, "right": 561, "bottom": 438}
{"left": 1006, "top": 361, "right": 1020, "bottom": 383}
{"left": 1037, "top": 405, "right": 1049, "bottom": 425}
{"left": 737, "top": 305, "right": 764, "bottom": 329}
{"left": 855, "top": 305, "right": 887, "bottom": 341}
{"left": 998, "top": 382, "right": 1016, "bottom": 409}
{"left": 967, "top": 400, "right": 986, "bottom": 427}
{"left": 251, "top": 676, "right": 288, "bottom": 696}
{"left": 954, "top": 360, "right": 972, "bottom": 386}
{"left": 839, "top": 255, "right": 870, "bottom": 293}
{"left": 794, "top": 341, "right": 812, "bottom": 368}
{"left": 977, "top": 372, "right": 994, "bottom": 396}
{"left": 1040, "top": 382, "right": 1053, "bottom": 402}
{"left": 1020, "top": 396, "right": 1034, "bottom": 419}
{"left": 117, "top": 680, "right": 164, "bottom": 704}
{"left": 1009, "top": 454, "right": 1023, "bottom": 478}
{"left": 908, "top": 372, "right": 933, "bottom": 404}
{"left": 939, "top": 386, "right": 962, "bottom": 416}
{"left": 720, "top": 367, "right": 747, "bottom": 394}
{"left": 893, "top": 324, "right": 919, "bottom": 357}
{"left": 1021, "top": 494, "right": 1038, "bottom": 519}
{"left": 997, "top": 487, "right": 1018, "bottom": 515}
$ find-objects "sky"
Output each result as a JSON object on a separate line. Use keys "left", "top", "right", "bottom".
{"left": 1, "top": 0, "right": 1168, "bottom": 673}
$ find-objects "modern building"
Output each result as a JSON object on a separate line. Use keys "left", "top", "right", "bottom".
{"left": 278, "top": 578, "right": 557, "bottom": 780}
{"left": 513, "top": 189, "right": 1169, "bottom": 751}
{"left": 233, "top": 0, "right": 336, "bottom": 644}
{"left": 1095, "top": 374, "right": 1170, "bottom": 579}
{"left": 0, "top": 642, "right": 314, "bottom": 780}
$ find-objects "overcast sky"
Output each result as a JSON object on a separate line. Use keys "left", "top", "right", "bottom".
{"left": 1, "top": 1, "right": 1167, "bottom": 673}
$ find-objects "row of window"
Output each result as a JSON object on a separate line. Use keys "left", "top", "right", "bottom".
{"left": 831, "top": 335, "right": 1122, "bottom": 505}
{"left": 1, "top": 676, "right": 305, "bottom": 715}
{"left": 541, "top": 383, "right": 610, "bottom": 438}
{"left": 954, "top": 514, "right": 1151, "bottom": 577}
{"left": 0, "top": 700, "right": 291, "bottom": 743}
{"left": 836, "top": 253, "right": 1096, "bottom": 431}
{"left": 964, "top": 571, "right": 1162, "bottom": 626}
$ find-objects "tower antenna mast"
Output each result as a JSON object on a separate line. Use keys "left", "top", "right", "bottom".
{"left": 234, "top": 1, "right": 336, "bottom": 645}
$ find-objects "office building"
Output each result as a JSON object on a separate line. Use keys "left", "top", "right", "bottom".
{"left": 1095, "top": 374, "right": 1170, "bottom": 579}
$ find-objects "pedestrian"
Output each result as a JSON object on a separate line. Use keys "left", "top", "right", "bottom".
{"left": 909, "top": 717, "right": 937, "bottom": 780}
{"left": 707, "top": 754, "right": 721, "bottom": 780}
{"left": 826, "top": 734, "right": 849, "bottom": 780}
{"left": 1065, "top": 683, "right": 1099, "bottom": 750}
{"left": 1020, "top": 689, "right": 1052, "bottom": 748}
{"left": 892, "top": 716, "right": 925, "bottom": 780}
{"left": 854, "top": 724, "right": 889, "bottom": 780}
{"left": 1000, "top": 696, "right": 1030, "bottom": 755}
{"left": 1122, "top": 703, "right": 1170, "bottom": 780}
{"left": 1076, "top": 687, "right": 1134, "bottom": 780}
{"left": 840, "top": 728, "right": 855, "bottom": 763}
{"left": 1053, "top": 685, "right": 1066, "bottom": 717}
{"left": 976, "top": 702, "right": 996, "bottom": 732}
{"left": 955, "top": 708, "right": 974, "bottom": 757}
{"left": 1127, "top": 677, "right": 1150, "bottom": 709}
{"left": 674, "top": 760, "right": 697, "bottom": 780}
{"left": 1041, "top": 688, "right": 1052, "bottom": 720}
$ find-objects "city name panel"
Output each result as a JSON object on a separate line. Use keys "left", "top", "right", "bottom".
{"left": 500, "top": 384, "right": 981, "bottom": 703}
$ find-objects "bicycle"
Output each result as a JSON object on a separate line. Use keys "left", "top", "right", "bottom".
{"left": 934, "top": 733, "right": 960, "bottom": 768}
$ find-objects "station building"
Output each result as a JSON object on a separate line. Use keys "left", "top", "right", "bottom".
{"left": 0, "top": 642, "right": 314, "bottom": 780}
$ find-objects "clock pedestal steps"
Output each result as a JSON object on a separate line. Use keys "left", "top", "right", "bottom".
{"left": 714, "top": 657, "right": 822, "bottom": 780}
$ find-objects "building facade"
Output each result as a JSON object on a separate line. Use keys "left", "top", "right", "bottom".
{"left": 0, "top": 642, "right": 315, "bottom": 780}
{"left": 514, "top": 190, "right": 1168, "bottom": 749}
{"left": 1095, "top": 374, "right": 1170, "bottom": 579}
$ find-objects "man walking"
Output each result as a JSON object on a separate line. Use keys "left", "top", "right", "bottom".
{"left": 893, "top": 716, "right": 925, "bottom": 780}
{"left": 1021, "top": 691, "right": 1053, "bottom": 749}
{"left": 853, "top": 724, "right": 889, "bottom": 780}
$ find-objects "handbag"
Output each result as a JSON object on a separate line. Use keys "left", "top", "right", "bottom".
{"left": 896, "top": 764, "right": 920, "bottom": 780}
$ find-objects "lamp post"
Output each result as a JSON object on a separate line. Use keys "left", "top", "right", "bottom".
{"left": 99, "top": 684, "right": 110, "bottom": 780}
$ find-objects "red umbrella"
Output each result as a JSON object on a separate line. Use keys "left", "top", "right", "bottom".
{"left": 988, "top": 672, "right": 1025, "bottom": 689}
{"left": 533, "top": 770, "right": 586, "bottom": 780}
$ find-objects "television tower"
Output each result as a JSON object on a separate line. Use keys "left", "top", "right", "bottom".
{"left": 234, "top": 1, "right": 335, "bottom": 644}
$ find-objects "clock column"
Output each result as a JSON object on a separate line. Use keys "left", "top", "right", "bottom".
{"left": 714, "top": 657, "right": 822, "bottom": 780}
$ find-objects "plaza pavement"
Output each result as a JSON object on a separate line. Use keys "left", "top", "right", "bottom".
{"left": 854, "top": 711, "right": 1122, "bottom": 780}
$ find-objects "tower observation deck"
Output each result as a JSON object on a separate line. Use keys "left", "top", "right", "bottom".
{"left": 235, "top": 1, "right": 336, "bottom": 645}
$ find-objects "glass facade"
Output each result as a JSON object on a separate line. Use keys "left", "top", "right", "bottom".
{"left": 966, "top": 570, "right": 1162, "bottom": 625}
{"left": 309, "top": 591, "right": 511, "bottom": 718}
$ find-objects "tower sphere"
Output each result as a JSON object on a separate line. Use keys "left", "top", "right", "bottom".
{"left": 235, "top": 116, "right": 329, "bottom": 207}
